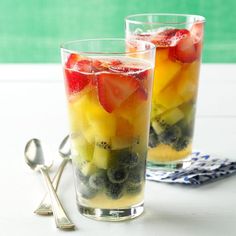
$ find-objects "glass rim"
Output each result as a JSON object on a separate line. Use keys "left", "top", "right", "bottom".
{"left": 60, "top": 38, "right": 156, "bottom": 56}
{"left": 125, "top": 13, "right": 206, "bottom": 25}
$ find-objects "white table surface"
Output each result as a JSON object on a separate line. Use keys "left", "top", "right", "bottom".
{"left": 0, "top": 63, "right": 235, "bottom": 236}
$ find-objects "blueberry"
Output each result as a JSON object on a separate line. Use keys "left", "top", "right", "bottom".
{"left": 172, "top": 136, "right": 190, "bottom": 151}
{"left": 126, "top": 182, "right": 142, "bottom": 195}
{"left": 128, "top": 165, "right": 145, "bottom": 184}
{"left": 89, "top": 171, "right": 107, "bottom": 190}
{"left": 105, "top": 182, "right": 124, "bottom": 199}
{"left": 116, "top": 149, "right": 139, "bottom": 168}
{"left": 177, "top": 120, "right": 194, "bottom": 137}
{"left": 160, "top": 125, "right": 182, "bottom": 145}
{"left": 128, "top": 171, "right": 142, "bottom": 184}
{"left": 107, "top": 167, "right": 128, "bottom": 184}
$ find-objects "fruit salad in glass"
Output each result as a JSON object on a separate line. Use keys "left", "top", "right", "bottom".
{"left": 61, "top": 39, "right": 155, "bottom": 221}
{"left": 126, "top": 14, "right": 205, "bottom": 169}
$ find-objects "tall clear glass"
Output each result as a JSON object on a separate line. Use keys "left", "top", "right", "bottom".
{"left": 126, "top": 14, "right": 205, "bottom": 170}
{"left": 61, "top": 39, "right": 155, "bottom": 221}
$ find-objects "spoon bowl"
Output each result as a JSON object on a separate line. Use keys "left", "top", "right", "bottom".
{"left": 58, "top": 135, "right": 71, "bottom": 158}
{"left": 25, "top": 139, "right": 53, "bottom": 171}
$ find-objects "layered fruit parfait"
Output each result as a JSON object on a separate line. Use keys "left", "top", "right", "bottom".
{"left": 63, "top": 53, "right": 153, "bottom": 209}
{"left": 127, "top": 22, "right": 204, "bottom": 164}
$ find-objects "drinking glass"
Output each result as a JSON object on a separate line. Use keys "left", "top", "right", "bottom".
{"left": 126, "top": 14, "right": 205, "bottom": 170}
{"left": 61, "top": 39, "right": 155, "bottom": 221}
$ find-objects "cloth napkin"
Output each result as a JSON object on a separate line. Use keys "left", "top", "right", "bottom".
{"left": 146, "top": 151, "right": 236, "bottom": 185}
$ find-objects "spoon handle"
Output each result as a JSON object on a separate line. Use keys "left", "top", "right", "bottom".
{"left": 34, "top": 158, "right": 69, "bottom": 215}
{"left": 40, "top": 168, "right": 75, "bottom": 230}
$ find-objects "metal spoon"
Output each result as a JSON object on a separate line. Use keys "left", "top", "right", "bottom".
{"left": 24, "top": 139, "right": 74, "bottom": 230}
{"left": 34, "top": 135, "right": 71, "bottom": 215}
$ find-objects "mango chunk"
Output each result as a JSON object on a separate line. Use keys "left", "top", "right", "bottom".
{"left": 177, "top": 61, "right": 200, "bottom": 102}
{"left": 153, "top": 60, "right": 182, "bottom": 95}
{"left": 156, "top": 83, "right": 184, "bottom": 109}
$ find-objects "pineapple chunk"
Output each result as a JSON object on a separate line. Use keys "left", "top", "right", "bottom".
{"left": 157, "top": 83, "right": 184, "bottom": 109}
{"left": 180, "top": 102, "right": 196, "bottom": 124}
{"left": 81, "top": 127, "right": 95, "bottom": 144}
{"left": 86, "top": 101, "right": 116, "bottom": 138}
{"left": 177, "top": 61, "right": 200, "bottom": 102}
{"left": 68, "top": 94, "right": 90, "bottom": 132}
{"left": 153, "top": 60, "right": 182, "bottom": 95}
{"left": 160, "top": 108, "right": 184, "bottom": 126}
{"left": 71, "top": 134, "right": 94, "bottom": 161}
{"left": 70, "top": 93, "right": 90, "bottom": 114}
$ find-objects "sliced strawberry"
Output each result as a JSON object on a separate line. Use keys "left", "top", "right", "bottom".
{"left": 65, "top": 53, "right": 80, "bottom": 68}
{"left": 190, "top": 22, "right": 204, "bottom": 43}
{"left": 74, "top": 59, "right": 92, "bottom": 73}
{"left": 64, "top": 55, "right": 93, "bottom": 94}
{"left": 109, "top": 64, "right": 139, "bottom": 73}
{"left": 97, "top": 73, "right": 140, "bottom": 113}
{"left": 64, "top": 69, "right": 91, "bottom": 94}
{"left": 169, "top": 29, "right": 199, "bottom": 63}
{"left": 91, "top": 59, "right": 103, "bottom": 72}
{"left": 135, "top": 69, "right": 149, "bottom": 80}
{"left": 109, "top": 65, "right": 148, "bottom": 81}
{"left": 151, "top": 29, "right": 179, "bottom": 47}
{"left": 174, "top": 29, "right": 190, "bottom": 41}
{"left": 110, "top": 59, "right": 122, "bottom": 66}
{"left": 135, "top": 87, "right": 148, "bottom": 100}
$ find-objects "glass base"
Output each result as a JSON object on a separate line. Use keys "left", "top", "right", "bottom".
{"left": 77, "top": 202, "right": 144, "bottom": 221}
{"left": 147, "top": 158, "right": 192, "bottom": 171}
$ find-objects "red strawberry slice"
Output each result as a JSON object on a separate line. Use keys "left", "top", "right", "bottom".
{"left": 92, "top": 59, "right": 108, "bottom": 72}
{"left": 190, "top": 22, "right": 204, "bottom": 43}
{"left": 64, "top": 55, "right": 92, "bottom": 94}
{"left": 74, "top": 59, "right": 92, "bottom": 73}
{"left": 109, "top": 64, "right": 139, "bottom": 73}
{"left": 65, "top": 53, "right": 93, "bottom": 72}
{"left": 174, "top": 29, "right": 190, "bottom": 41}
{"left": 65, "top": 53, "right": 80, "bottom": 68}
{"left": 109, "top": 64, "right": 149, "bottom": 82}
{"left": 135, "top": 69, "right": 149, "bottom": 80}
{"left": 97, "top": 73, "right": 140, "bottom": 113}
{"left": 91, "top": 59, "right": 122, "bottom": 72}
{"left": 110, "top": 59, "right": 122, "bottom": 66}
{"left": 135, "top": 87, "right": 148, "bottom": 100}
{"left": 151, "top": 29, "right": 179, "bottom": 47}
{"left": 64, "top": 69, "right": 91, "bottom": 94}
{"left": 169, "top": 29, "right": 199, "bottom": 63}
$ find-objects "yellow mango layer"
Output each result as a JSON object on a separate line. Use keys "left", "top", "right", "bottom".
{"left": 148, "top": 144, "right": 192, "bottom": 162}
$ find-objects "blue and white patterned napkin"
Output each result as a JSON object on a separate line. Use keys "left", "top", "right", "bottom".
{"left": 146, "top": 151, "right": 236, "bottom": 185}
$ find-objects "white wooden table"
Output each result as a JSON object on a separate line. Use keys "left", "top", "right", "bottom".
{"left": 0, "top": 64, "right": 235, "bottom": 236}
